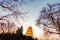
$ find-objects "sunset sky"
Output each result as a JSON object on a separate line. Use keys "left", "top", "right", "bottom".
{"left": 19, "top": 0, "right": 60, "bottom": 38}
{"left": 0, "top": 0, "right": 60, "bottom": 38}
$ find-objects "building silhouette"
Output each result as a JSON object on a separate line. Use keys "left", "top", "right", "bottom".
{"left": 26, "top": 26, "right": 34, "bottom": 38}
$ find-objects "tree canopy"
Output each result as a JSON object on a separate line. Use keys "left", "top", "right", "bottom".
{"left": 36, "top": 3, "right": 60, "bottom": 34}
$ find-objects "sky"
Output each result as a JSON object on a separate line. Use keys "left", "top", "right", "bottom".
{"left": 0, "top": 0, "right": 60, "bottom": 38}
{"left": 19, "top": 0, "right": 60, "bottom": 38}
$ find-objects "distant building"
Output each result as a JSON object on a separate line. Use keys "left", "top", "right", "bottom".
{"left": 26, "top": 26, "right": 34, "bottom": 38}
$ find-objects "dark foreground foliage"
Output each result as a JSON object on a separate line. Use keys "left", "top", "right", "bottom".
{"left": 0, "top": 33, "right": 34, "bottom": 40}
{"left": 0, "top": 27, "right": 38, "bottom": 40}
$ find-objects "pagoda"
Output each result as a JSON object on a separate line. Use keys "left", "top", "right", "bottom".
{"left": 26, "top": 26, "right": 34, "bottom": 38}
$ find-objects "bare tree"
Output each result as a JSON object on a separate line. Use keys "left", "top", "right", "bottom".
{"left": 0, "top": 0, "right": 23, "bottom": 33}
{"left": 0, "top": 0, "right": 25, "bottom": 33}
{"left": 0, "top": 0, "right": 35, "bottom": 33}
{"left": 36, "top": 3, "right": 60, "bottom": 34}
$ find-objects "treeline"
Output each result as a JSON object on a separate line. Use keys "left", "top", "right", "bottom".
{"left": 0, "top": 27, "right": 38, "bottom": 40}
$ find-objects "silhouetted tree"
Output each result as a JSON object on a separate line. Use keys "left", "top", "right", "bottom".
{"left": 0, "top": 0, "right": 35, "bottom": 33}
{"left": 36, "top": 3, "right": 60, "bottom": 34}
{"left": 0, "top": 26, "right": 35, "bottom": 40}
{"left": 16, "top": 26, "right": 23, "bottom": 36}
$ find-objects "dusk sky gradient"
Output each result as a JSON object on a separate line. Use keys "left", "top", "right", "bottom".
{"left": 19, "top": 0, "right": 60, "bottom": 37}
{"left": 0, "top": 0, "right": 60, "bottom": 38}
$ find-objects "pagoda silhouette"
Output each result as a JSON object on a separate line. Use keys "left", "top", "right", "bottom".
{"left": 26, "top": 26, "right": 34, "bottom": 38}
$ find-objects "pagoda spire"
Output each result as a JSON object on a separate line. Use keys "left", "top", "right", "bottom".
{"left": 26, "top": 26, "right": 34, "bottom": 38}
